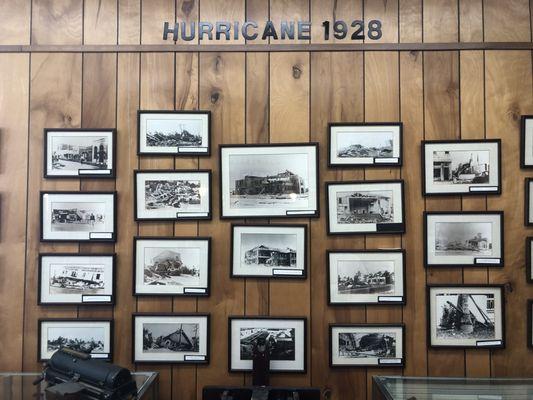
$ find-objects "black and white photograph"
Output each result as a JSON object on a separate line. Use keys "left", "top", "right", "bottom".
{"left": 44, "top": 129, "right": 116, "bottom": 178}
{"left": 39, "top": 254, "right": 115, "bottom": 305}
{"left": 133, "top": 314, "right": 209, "bottom": 363}
{"left": 38, "top": 319, "right": 113, "bottom": 361}
{"left": 329, "top": 324, "right": 404, "bottom": 367}
{"left": 134, "top": 237, "right": 210, "bottom": 296}
{"left": 526, "top": 237, "right": 533, "bottom": 283}
{"left": 220, "top": 144, "right": 319, "bottom": 218}
{"left": 229, "top": 317, "right": 306, "bottom": 372}
{"left": 427, "top": 285, "right": 505, "bottom": 348}
{"left": 328, "top": 250, "right": 405, "bottom": 305}
{"left": 40, "top": 192, "right": 116, "bottom": 242}
{"left": 528, "top": 300, "right": 533, "bottom": 348}
{"left": 134, "top": 170, "right": 211, "bottom": 220}
{"left": 328, "top": 123, "right": 402, "bottom": 167}
{"left": 422, "top": 140, "right": 501, "bottom": 195}
{"left": 424, "top": 212, "right": 503, "bottom": 267}
{"left": 326, "top": 180, "right": 405, "bottom": 235}
{"left": 525, "top": 178, "right": 533, "bottom": 226}
{"left": 138, "top": 110, "right": 211, "bottom": 156}
{"left": 521, "top": 115, "right": 533, "bottom": 168}
{"left": 231, "top": 224, "right": 307, "bottom": 278}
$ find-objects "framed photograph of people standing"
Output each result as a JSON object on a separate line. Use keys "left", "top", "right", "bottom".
{"left": 328, "top": 122, "right": 402, "bottom": 167}
{"left": 422, "top": 139, "right": 501, "bottom": 195}
{"left": 219, "top": 143, "right": 319, "bottom": 218}
{"left": 520, "top": 115, "right": 533, "bottom": 168}
{"left": 424, "top": 211, "right": 504, "bottom": 268}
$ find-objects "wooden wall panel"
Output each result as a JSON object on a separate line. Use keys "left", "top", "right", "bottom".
{"left": 484, "top": 0, "right": 532, "bottom": 42}
{"left": 0, "top": 0, "right": 31, "bottom": 44}
{"left": 31, "top": 0, "right": 83, "bottom": 45}
{"left": 84, "top": 0, "right": 118, "bottom": 44}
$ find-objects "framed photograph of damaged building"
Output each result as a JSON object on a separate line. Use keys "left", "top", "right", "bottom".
{"left": 527, "top": 238, "right": 533, "bottom": 283}
{"left": 422, "top": 139, "right": 501, "bottom": 196}
{"left": 424, "top": 211, "right": 504, "bottom": 267}
{"left": 328, "top": 250, "right": 405, "bottom": 305}
{"left": 219, "top": 144, "right": 319, "bottom": 218}
{"left": 427, "top": 285, "right": 505, "bottom": 348}
{"left": 520, "top": 115, "right": 533, "bottom": 168}
{"left": 134, "top": 170, "right": 211, "bottom": 221}
{"left": 44, "top": 129, "right": 116, "bottom": 178}
{"left": 525, "top": 178, "right": 533, "bottom": 226}
{"left": 138, "top": 110, "right": 211, "bottom": 156}
{"left": 528, "top": 300, "right": 533, "bottom": 348}
{"left": 229, "top": 316, "right": 306, "bottom": 373}
{"left": 134, "top": 237, "right": 210, "bottom": 296}
{"left": 329, "top": 324, "right": 405, "bottom": 367}
{"left": 39, "top": 253, "right": 115, "bottom": 305}
{"left": 231, "top": 224, "right": 307, "bottom": 278}
{"left": 326, "top": 180, "right": 405, "bottom": 235}
{"left": 132, "top": 313, "right": 210, "bottom": 364}
{"left": 328, "top": 122, "right": 402, "bottom": 167}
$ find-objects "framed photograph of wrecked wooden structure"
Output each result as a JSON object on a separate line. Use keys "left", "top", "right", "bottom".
{"left": 525, "top": 178, "right": 533, "bottom": 226}
{"left": 328, "top": 122, "right": 402, "bottom": 167}
{"left": 231, "top": 224, "right": 307, "bottom": 278}
{"left": 44, "top": 128, "right": 117, "bottom": 178}
{"left": 219, "top": 143, "right": 319, "bottom": 218}
{"left": 137, "top": 110, "right": 211, "bottom": 156}
{"left": 134, "top": 170, "right": 212, "bottom": 221}
{"left": 327, "top": 250, "right": 405, "bottom": 305}
{"left": 528, "top": 300, "right": 533, "bottom": 348}
{"left": 38, "top": 253, "right": 115, "bottom": 305}
{"left": 424, "top": 211, "right": 504, "bottom": 268}
{"left": 520, "top": 115, "right": 533, "bottom": 168}
{"left": 228, "top": 316, "right": 307, "bottom": 373}
{"left": 427, "top": 285, "right": 505, "bottom": 349}
{"left": 133, "top": 237, "right": 210, "bottom": 296}
{"left": 527, "top": 238, "right": 533, "bottom": 283}
{"left": 38, "top": 318, "right": 113, "bottom": 361}
{"left": 422, "top": 139, "right": 501, "bottom": 196}
{"left": 326, "top": 180, "right": 405, "bottom": 235}
{"left": 329, "top": 324, "right": 405, "bottom": 367}
{"left": 132, "top": 313, "right": 210, "bottom": 364}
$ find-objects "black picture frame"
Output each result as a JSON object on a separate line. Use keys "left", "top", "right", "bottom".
{"left": 327, "top": 249, "right": 406, "bottom": 305}
{"left": 38, "top": 318, "right": 114, "bottom": 362}
{"left": 325, "top": 179, "right": 406, "bottom": 235}
{"left": 137, "top": 110, "right": 211, "bottom": 156}
{"left": 40, "top": 191, "right": 117, "bottom": 243}
{"left": 423, "top": 211, "right": 504, "bottom": 268}
{"left": 228, "top": 316, "right": 307, "bottom": 373}
{"left": 426, "top": 284, "right": 506, "bottom": 349}
{"left": 44, "top": 128, "right": 117, "bottom": 179}
{"left": 219, "top": 143, "right": 320, "bottom": 219}
{"left": 526, "top": 178, "right": 533, "bottom": 226}
{"left": 133, "top": 236, "right": 211, "bottom": 297}
{"left": 133, "top": 169, "right": 212, "bottom": 221}
{"left": 131, "top": 312, "right": 210, "bottom": 365}
{"left": 327, "top": 122, "right": 403, "bottom": 167}
{"left": 230, "top": 224, "right": 308, "bottom": 279}
{"left": 421, "top": 139, "right": 502, "bottom": 196}
{"left": 528, "top": 300, "right": 533, "bottom": 348}
{"left": 38, "top": 253, "right": 116, "bottom": 306}
{"left": 527, "top": 237, "right": 533, "bottom": 283}
{"left": 520, "top": 115, "right": 533, "bottom": 168}
{"left": 328, "top": 323, "right": 405, "bottom": 368}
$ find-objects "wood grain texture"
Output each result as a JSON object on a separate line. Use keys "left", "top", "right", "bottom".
{"left": 423, "top": 0, "right": 458, "bottom": 43}
{"left": 84, "top": 0, "right": 118, "bottom": 44}
{"left": 484, "top": 0, "right": 532, "bottom": 42}
{"left": 0, "top": 0, "right": 31, "bottom": 44}
{"left": 32, "top": 0, "right": 83, "bottom": 45}
{"left": 310, "top": 0, "right": 363, "bottom": 44}
{"left": 118, "top": 0, "right": 140, "bottom": 44}
{"left": 399, "top": 0, "right": 422, "bottom": 42}
{"left": 459, "top": 0, "right": 483, "bottom": 42}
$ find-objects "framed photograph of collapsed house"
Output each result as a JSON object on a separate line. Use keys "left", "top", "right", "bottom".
{"left": 38, "top": 318, "right": 113, "bottom": 361}
{"left": 329, "top": 324, "right": 405, "bottom": 367}
{"left": 525, "top": 178, "right": 533, "bottom": 226}
{"left": 132, "top": 313, "right": 210, "bottom": 364}
{"left": 328, "top": 122, "right": 402, "bottom": 167}
{"left": 137, "top": 110, "right": 211, "bottom": 156}
{"left": 231, "top": 224, "right": 307, "bottom": 278}
{"left": 424, "top": 211, "right": 504, "bottom": 267}
{"left": 38, "top": 253, "right": 115, "bottom": 305}
{"left": 219, "top": 143, "right": 319, "bottom": 218}
{"left": 326, "top": 180, "right": 405, "bottom": 235}
{"left": 422, "top": 139, "right": 501, "bottom": 196}
{"left": 520, "top": 115, "right": 533, "bottom": 168}
{"left": 427, "top": 285, "right": 505, "bottom": 348}
{"left": 327, "top": 250, "right": 405, "bottom": 305}
{"left": 40, "top": 191, "right": 117, "bottom": 242}
{"left": 134, "top": 170, "right": 211, "bottom": 221}
{"left": 229, "top": 316, "right": 307, "bottom": 373}
{"left": 134, "top": 237, "right": 210, "bottom": 296}
{"left": 44, "top": 128, "right": 116, "bottom": 178}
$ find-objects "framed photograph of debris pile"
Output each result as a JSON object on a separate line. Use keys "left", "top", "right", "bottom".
{"left": 137, "top": 110, "right": 211, "bottom": 156}
{"left": 520, "top": 115, "right": 533, "bottom": 168}
{"left": 329, "top": 324, "right": 405, "bottom": 367}
{"left": 133, "top": 237, "right": 210, "bottom": 296}
{"left": 422, "top": 139, "right": 501, "bottom": 196}
{"left": 219, "top": 143, "right": 319, "bottom": 219}
{"left": 132, "top": 313, "right": 210, "bottom": 364}
{"left": 328, "top": 122, "right": 402, "bottom": 167}
{"left": 427, "top": 285, "right": 505, "bottom": 348}
{"left": 134, "top": 170, "right": 212, "bottom": 221}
